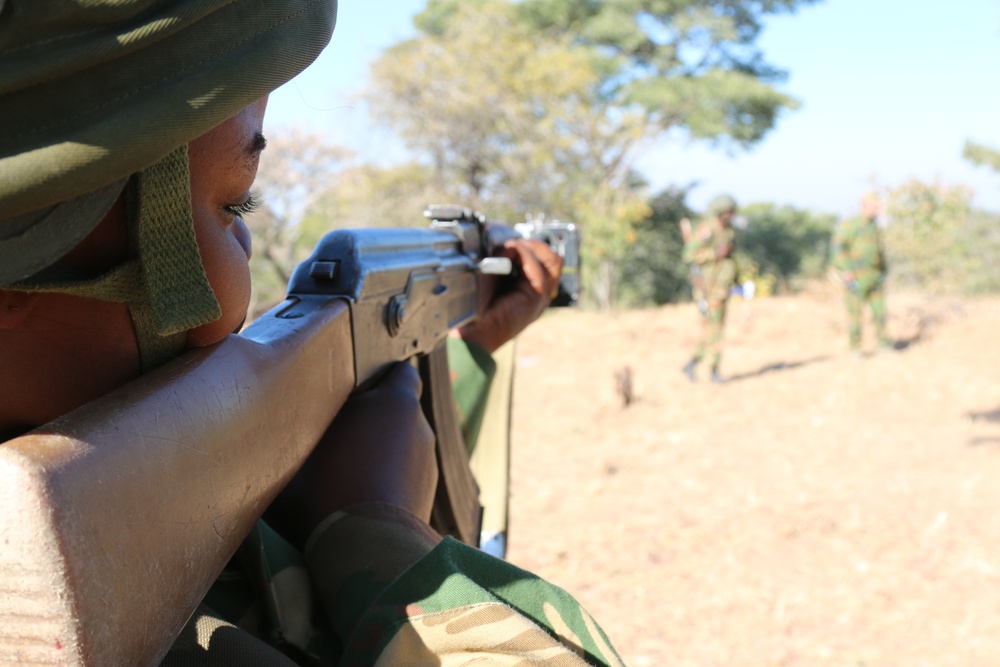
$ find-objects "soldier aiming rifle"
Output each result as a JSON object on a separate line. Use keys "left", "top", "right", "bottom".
{"left": 0, "top": 2, "right": 624, "bottom": 665}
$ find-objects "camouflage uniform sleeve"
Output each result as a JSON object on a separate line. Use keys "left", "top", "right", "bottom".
{"left": 860, "top": 221, "right": 886, "bottom": 275}
{"left": 302, "top": 338, "right": 624, "bottom": 666}
{"left": 195, "top": 340, "right": 622, "bottom": 666}
{"left": 830, "top": 218, "right": 853, "bottom": 272}
{"left": 303, "top": 505, "right": 624, "bottom": 667}
{"left": 303, "top": 503, "right": 444, "bottom": 653}
{"left": 682, "top": 219, "right": 718, "bottom": 265}
{"left": 832, "top": 217, "right": 886, "bottom": 280}
{"left": 446, "top": 335, "right": 497, "bottom": 455}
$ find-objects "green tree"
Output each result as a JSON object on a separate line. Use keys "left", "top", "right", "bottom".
{"left": 303, "top": 162, "right": 451, "bottom": 240}
{"left": 365, "top": 0, "right": 651, "bottom": 308}
{"left": 364, "top": 0, "right": 816, "bottom": 308}
{"left": 517, "top": 0, "right": 818, "bottom": 147}
{"left": 882, "top": 179, "right": 981, "bottom": 293}
{"left": 735, "top": 203, "right": 835, "bottom": 292}
{"left": 618, "top": 186, "right": 694, "bottom": 306}
{"left": 963, "top": 139, "right": 1000, "bottom": 174}
{"left": 367, "top": 1, "right": 628, "bottom": 217}
{"left": 619, "top": 196, "right": 834, "bottom": 307}
{"left": 962, "top": 207, "right": 1000, "bottom": 294}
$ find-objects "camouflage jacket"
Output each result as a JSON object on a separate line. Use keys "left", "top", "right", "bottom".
{"left": 831, "top": 215, "right": 886, "bottom": 290}
{"left": 682, "top": 216, "right": 737, "bottom": 302}
{"left": 177, "top": 337, "right": 624, "bottom": 667}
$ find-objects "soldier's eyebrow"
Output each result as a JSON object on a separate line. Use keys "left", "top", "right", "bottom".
{"left": 246, "top": 132, "right": 267, "bottom": 159}
{"left": 238, "top": 132, "right": 267, "bottom": 174}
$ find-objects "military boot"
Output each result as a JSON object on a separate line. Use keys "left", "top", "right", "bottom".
{"left": 681, "top": 358, "right": 698, "bottom": 382}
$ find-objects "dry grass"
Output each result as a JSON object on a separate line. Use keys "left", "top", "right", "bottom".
{"left": 506, "top": 286, "right": 1000, "bottom": 667}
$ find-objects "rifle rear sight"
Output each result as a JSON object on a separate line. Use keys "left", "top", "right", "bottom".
{"left": 424, "top": 205, "right": 581, "bottom": 307}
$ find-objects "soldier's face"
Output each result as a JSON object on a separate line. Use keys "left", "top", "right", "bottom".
{"left": 0, "top": 99, "right": 269, "bottom": 438}
{"left": 186, "top": 96, "right": 268, "bottom": 347}
{"left": 861, "top": 197, "right": 881, "bottom": 218}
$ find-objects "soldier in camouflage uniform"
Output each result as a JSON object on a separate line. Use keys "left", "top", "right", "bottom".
{"left": 680, "top": 194, "right": 739, "bottom": 384}
{"left": 0, "top": 2, "right": 625, "bottom": 665}
{"left": 831, "top": 193, "right": 893, "bottom": 355}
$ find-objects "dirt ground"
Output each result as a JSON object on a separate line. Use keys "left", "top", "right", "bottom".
{"left": 504, "top": 285, "right": 1000, "bottom": 667}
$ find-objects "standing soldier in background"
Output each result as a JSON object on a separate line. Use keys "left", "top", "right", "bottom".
{"left": 831, "top": 192, "right": 893, "bottom": 356}
{"left": 680, "top": 194, "right": 739, "bottom": 384}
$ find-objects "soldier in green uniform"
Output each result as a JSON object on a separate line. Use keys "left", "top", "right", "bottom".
{"left": 0, "top": 2, "right": 625, "bottom": 665}
{"left": 680, "top": 194, "right": 739, "bottom": 384}
{"left": 831, "top": 192, "right": 893, "bottom": 355}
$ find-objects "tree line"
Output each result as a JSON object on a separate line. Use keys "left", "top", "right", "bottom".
{"left": 245, "top": 0, "right": 1000, "bottom": 315}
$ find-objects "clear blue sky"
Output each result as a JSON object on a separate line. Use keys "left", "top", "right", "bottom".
{"left": 267, "top": 0, "right": 1000, "bottom": 217}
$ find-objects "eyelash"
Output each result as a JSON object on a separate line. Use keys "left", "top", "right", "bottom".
{"left": 225, "top": 191, "right": 262, "bottom": 218}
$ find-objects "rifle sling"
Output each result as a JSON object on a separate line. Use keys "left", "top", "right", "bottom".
{"left": 419, "top": 342, "right": 483, "bottom": 547}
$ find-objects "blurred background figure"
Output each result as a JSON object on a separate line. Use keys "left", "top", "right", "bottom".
{"left": 680, "top": 194, "right": 739, "bottom": 384}
{"left": 831, "top": 192, "right": 893, "bottom": 356}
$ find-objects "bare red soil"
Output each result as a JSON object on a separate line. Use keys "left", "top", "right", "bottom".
{"left": 506, "top": 286, "right": 1000, "bottom": 667}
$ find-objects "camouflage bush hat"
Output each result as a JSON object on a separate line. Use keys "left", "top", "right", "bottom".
{"left": 0, "top": 0, "right": 338, "bottom": 285}
{"left": 707, "top": 194, "right": 738, "bottom": 216}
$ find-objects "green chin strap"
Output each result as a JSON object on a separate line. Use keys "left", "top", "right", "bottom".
{"left": 9, "top": 145, "right": 222, "bottom": 372}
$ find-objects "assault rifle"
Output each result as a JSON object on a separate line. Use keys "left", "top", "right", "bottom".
{"left": 0, "top": 206, "right": 578, "bottom": 666}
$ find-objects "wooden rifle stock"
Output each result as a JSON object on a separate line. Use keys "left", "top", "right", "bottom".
{"left": 0, "top": 212, "right": 508, "bottom": 665}
{"left": 0, "top": 298, "right": 355, "bottom": 666}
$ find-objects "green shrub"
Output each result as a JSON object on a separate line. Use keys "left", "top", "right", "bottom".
{"left": 735, "top": 203, "right": 836, "bottom": 293}
{"left": 882, "top": 179, "right": 1000, "bottom": 294}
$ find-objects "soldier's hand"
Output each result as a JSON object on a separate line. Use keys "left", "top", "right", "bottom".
{"left": 456, "top": 238, "right": 562, "bottom": 354}
{"left": 265, "top": 362, "right": 438, "bottom": 548}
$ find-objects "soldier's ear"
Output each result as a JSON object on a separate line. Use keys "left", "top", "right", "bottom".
{"left": 0, "top": 291, "right": 37, "bottom": 329}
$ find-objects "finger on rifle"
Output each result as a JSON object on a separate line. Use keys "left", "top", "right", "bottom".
{"left": 524, "top": 238, "right": 564, "bottom": 284}
{"left": 503, "top": 238, "right": 562, "bottom": 301}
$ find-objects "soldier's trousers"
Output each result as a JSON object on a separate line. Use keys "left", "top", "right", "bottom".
{"left": 694, "top": 298, "right": 728, "bottom": 369}
{"left": 844, "top": 283, "right": 889, "bottom": 350}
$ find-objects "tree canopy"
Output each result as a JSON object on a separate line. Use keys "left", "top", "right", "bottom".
{"left": 735, "top": 202, "right": 835, "bottom": 291}
{"left": 366, "top": 0, "right": 642, "bottom": 220}
{"left": 511, "top": 0, "right": 815, "bottom": 146}
{"left": 963, "top": 140, "right": 1000, "bottom": 175}
{"left": 880, "top": 179, "right": 1000, "bottom": 294}
{"left": 361, "top": 0, "right": 818, "bottom": 306}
